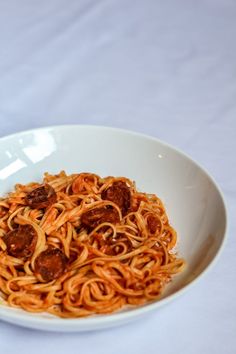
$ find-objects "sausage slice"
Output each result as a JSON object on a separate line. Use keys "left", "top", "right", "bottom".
{"left": 101, "top": 181, "right": 131, "bottom": 216}
{"left": 81, "top": 206, "right": 120, "bottom": 228}
{"left": 147, "top": 215, "right": 161, "bottom": 234}
{"left": 35, "top": 247, "right": 67, "bottom": 282}
{"left": 25, "top": 184, "right": 57, "bottom": 209}
{"left": 3, "top": 225, "right": 37, "bottom": 258}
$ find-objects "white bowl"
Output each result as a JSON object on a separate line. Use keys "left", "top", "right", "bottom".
{"left": 0, "top": 125, "right": 227, "bottom": 332}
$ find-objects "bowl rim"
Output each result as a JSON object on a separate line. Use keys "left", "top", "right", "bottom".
{"left": 0, "top": 124, "right": 228, "bottom": 331}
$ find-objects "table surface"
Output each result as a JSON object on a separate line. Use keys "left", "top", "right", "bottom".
{"left": 0, "top": 1, "right": 235, "bottom": 353}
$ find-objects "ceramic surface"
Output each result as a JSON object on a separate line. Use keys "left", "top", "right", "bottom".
{"left": 0, "top": 125, "right": 227, "bottom": 331}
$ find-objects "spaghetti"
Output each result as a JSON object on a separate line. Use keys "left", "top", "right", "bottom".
{"left": 0, "top": 171, "right": 185, "bottom": 318}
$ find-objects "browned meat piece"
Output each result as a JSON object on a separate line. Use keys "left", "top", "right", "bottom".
{"left": 35, "top": 247, "right": 67, "bottom": 282}
{"left": 147, "top": 214, "right": 161, "bottom": 234}
{"left": 25, "top": 184, "right": 57, "bottom": 209}
{"left": 101, "top": 181, "right": 131, "bottom": 216}
{"left": 3, "top": 225, "right": 37, "bottom": 258}
{"left": 81, "top": 206, "right": 120, "bottom": 228}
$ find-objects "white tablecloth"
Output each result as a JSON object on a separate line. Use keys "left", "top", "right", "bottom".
{"left": 0, "top": 1, "right": 235, "bottom": 353}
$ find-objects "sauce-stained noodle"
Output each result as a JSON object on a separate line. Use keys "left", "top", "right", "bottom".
{"left": 0, "top": 171, "right": 185, "bottom": 318}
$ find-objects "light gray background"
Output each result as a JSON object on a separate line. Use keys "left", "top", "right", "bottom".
{"left": 0, "top": 1, "right": 235, "bottom": 353}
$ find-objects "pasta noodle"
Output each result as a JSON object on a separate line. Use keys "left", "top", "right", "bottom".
{"left": 0, "top": 171, "right": 185, "bottom": 318}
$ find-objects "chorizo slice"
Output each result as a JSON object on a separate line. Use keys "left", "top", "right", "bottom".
{"left": 81, "top": 206, "right": 120, "bottom": 228}
{"left": 35, "top": 247, "right": 67, "bottom": 282}
{"left": 25, "top": 184, "right": 57, "bottom": 209}
{"left": 3, "top": 224, "right": 37, "bottom": 258}
{"left": 101, "top": 181, "right": 131, "bottom": 216}
{"left": 147, "top": 214, "right": 161, "bottom": 234}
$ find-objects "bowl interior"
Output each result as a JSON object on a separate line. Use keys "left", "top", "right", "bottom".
{"left": 0, "top": 125, "right": 227, "bottom": 328}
